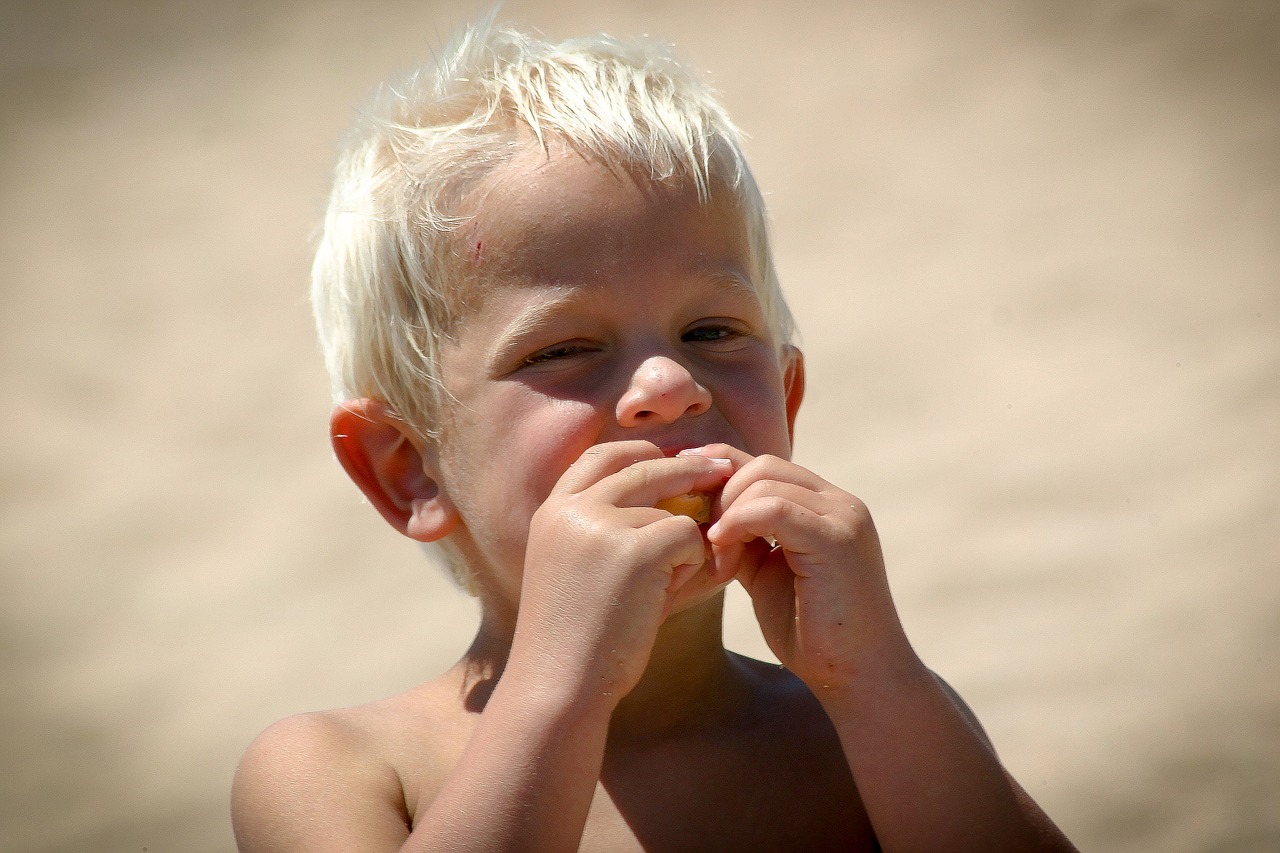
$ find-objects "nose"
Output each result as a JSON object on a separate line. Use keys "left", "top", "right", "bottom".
{"left": 616, "top": 356, "right": 712, "bottom": 427}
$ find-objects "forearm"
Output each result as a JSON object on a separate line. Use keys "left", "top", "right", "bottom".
{"left": 819, "top": 657, "right": 1077, "bottom": 853}
{"left": 403, "top": 664, "right": 614, "bottom": 853}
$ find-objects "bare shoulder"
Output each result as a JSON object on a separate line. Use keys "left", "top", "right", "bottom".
{"left": 231, "top": 705, "right": 413, "bottom": 852}
{"left": 232, "top": 672, "right": 474, "bottom": 852}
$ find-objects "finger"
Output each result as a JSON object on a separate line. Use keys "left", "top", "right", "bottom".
{"left": 675, "top": 445, "right": 751, "bottom": 523}
{"left": 676, "top": 443, "right": 754, "bottom": 467}
{"left": 664, "top": 563, "right": 734, "bottom": 617}
{"left": 735, "top": 551, "right": 798, "bottom": 654}
{"left": 708, "top": 492, "right": 836, "bottom": 562}
{"left": 710, "top": 536, "right": 770, "bottom": 586}
{"left": 718, "top": 454, "right": 833, "bottom": 510}
{"left": 641, "top": 514, "right": 710, "bottom": 577}
{"left": 667, "top": 556, "right": 707, "bottom": 597}
{"left": 708, "top": 539, "right": 744, "bottom": 585}
{"left": 589, "top": 454, "right": 733, "bottom": 511}
{"left": 722, "top": 478, "right": 830, "bottom": 519}
{"left": 554, "top": 440, "right": 664, "bottom": 496}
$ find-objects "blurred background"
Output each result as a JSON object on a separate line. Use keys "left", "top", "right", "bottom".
{"left": 1, "top": 1, "right": 1276, "bottom": 850}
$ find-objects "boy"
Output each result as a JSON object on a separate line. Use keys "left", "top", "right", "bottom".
{"left": 232, "top": 18, "right": 1077, "bottom": 852}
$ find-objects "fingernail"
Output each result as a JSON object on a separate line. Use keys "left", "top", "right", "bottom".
{"left": 678, "top": 448, "right": 731, "bottom": 465}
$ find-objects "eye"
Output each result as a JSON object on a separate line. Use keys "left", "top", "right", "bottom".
{"left": 683, "top": 321, "right": 749, "bottom": 348}
{"left": 521, "top": 340, "right": 599, "bottom": 367}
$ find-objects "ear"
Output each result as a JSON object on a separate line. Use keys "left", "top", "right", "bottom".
{"left": 329, "top": 399, "right": 458, "bottom": 542}
{"left": 782, "top": 345, "right": 806, "bottom": 441}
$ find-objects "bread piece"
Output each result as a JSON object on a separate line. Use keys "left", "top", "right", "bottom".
{"left": 655, "top": 492, "right": 712, "bottom": 524}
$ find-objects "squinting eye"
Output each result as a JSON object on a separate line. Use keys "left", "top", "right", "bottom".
{"left": 522, "top": 342, "right": 595, "bottom": 366}
{"left": 684, "top": 324, "right": 743, "bottom": 344}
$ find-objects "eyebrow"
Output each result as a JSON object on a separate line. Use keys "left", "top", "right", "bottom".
{"left": 484, "top": 288, "right": 583, "bottom": 372}
{"left": 701, "top": 271, "right": 758, "bottom": 299}
{"left": 484, "top": 271, "right": 761, "bottom": 372}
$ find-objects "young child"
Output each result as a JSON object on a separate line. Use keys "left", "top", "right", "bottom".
{"left": 232, "top": 17, "right": 1077, "bottom": 852}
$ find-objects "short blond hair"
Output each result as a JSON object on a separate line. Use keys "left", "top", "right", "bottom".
{"left": 311, "top": 15, "right": 794, "bottom": 444}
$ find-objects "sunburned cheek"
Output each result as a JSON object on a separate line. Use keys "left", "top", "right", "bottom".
{"left": 515, "top": 400, "right": 604, "bottom": 493}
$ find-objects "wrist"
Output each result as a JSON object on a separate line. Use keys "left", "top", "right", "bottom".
{"left": 806, "top": 642, "right": 931, "bottom": 719}
{"left": 499, "top": 642, "right": 625, "bottom": 725}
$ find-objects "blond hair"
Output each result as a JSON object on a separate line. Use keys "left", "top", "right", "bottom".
{"left": 311, "top": 15, "right": 794, "bottom": 445}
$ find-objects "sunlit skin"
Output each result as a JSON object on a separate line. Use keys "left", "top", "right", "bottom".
{"left": 231, "top": 140, "right": 1079, "bottom": 852}
{"left": 425, "top": 145, "right": 802, "bottom": 671}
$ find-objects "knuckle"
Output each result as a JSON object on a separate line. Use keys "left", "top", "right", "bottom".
{"left": 840, "top": 500, "right": 877, "bottom": 539}
{"left": 740, "top": 454, "right": 780, "bottom": 477}
{"left": 738, "top": 478, "right": 782, "bottom": 502}
{"left": 615, "top": 461, "right": 660, "bottom": 492}
{"left": 647, "top": 513, "right": 699, "bottom": 544}
{"left": 757, "top": 494, "right": 793, "bottom": 518}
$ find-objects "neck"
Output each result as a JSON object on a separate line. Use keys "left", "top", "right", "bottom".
{"left": 456, "top": 591, "right": 747, "bottom": 739}
{"left": 607, "top": 594, "right": 744, "bottom": 743}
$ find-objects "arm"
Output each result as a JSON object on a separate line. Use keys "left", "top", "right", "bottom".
{"left": 402, "top": 679, "right": 613, "bottom": 852}
{"left": 412, "top": 443, "right": 736, "bottom": 851}
{"left": 816, "top": 660, "right": 1075, "bottom": 852}
{"left": 231, "top": 712, "right": 418, "bottom": 852}
{"left": 699, "top": 446, "right": 1077, "bottom": 852}
{"left": 230, "top": 686, "right": 616, "bottom": 853}
{"left": 234, "top": 442, "right": 735, "bottom": 852}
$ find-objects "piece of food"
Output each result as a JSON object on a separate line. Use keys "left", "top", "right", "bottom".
{"left": 655, "top": 492, "right": 712, "bottom": 524}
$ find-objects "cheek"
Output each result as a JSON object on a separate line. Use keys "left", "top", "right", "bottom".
{"left": 524, "top": 399, "right": 604, "bottom": 496}
{"left": 719, "top": 373, "right": 793, "bottom": 456}
{"left": 464, "top": 392, "right": 605, "bottom": 506}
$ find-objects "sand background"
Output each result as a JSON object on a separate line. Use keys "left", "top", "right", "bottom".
{"left": 2, "top": 1, "right": 1277, "bottom": 850}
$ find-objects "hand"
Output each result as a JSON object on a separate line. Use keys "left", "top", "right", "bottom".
{"left": 691, "top": 445, "right": 914, "bottom": 692}
{"left": 510, "top": 440, "right": 735, "bottom": 705}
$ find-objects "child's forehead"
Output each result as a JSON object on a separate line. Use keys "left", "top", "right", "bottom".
{"left": 458, "top": 142, "right": 753, "bottom": 280}
{"left": 481, "top": 269, "right": 760, "bottom": 331}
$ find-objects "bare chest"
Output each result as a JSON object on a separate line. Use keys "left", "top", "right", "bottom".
{"left": 576, "top": 732, "right": 877, "bottom": 852}
{"left": 577, "top": 793, "right": 876, "bottom": 852}
{"left": 395, "top": 720, "right": 875, "bottom": 851}
{"left": 388, "top": 667, "right": 876, "bottom": 850}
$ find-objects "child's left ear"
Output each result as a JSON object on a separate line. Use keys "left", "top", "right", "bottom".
{"left": 328, "top": 399, "right": 459, "bottom": 543}
{"left": 783, "top": 345, "right": 806, "bottom": 440}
